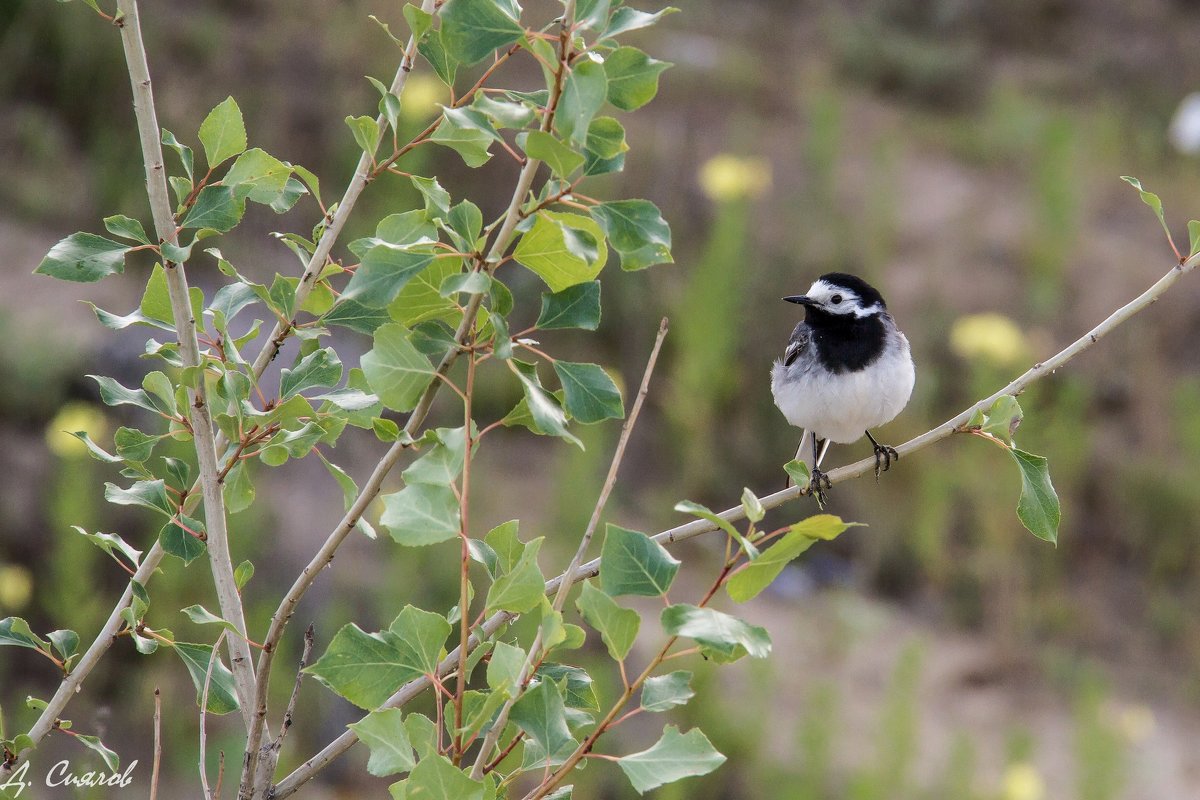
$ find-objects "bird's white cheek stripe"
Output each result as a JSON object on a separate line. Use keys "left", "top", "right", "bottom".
{"left": 853, "top": 302, "right": 884, "bottom": 318}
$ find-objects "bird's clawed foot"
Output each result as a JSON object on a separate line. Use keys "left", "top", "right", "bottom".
{"left": 808, "top": 468, "right": 832, "bottom": 507}
{"left": 871, "top": 442, "right": 899, "bottom": 480}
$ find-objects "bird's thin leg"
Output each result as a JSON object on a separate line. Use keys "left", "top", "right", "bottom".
{"left": 809, "top": 434, "right": 832, "bottom": 506}
{"left": 865, "top": 429, "right": 899, "bottom": 480}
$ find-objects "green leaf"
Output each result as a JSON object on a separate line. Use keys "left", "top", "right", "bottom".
{"left": 522, "top": 131, "right": 584, "bottom": 178}
{"left": 553, "top": 361, "right": 623, "bottom": 423}
{"left": 726, "top": 514, "right": 855, "bottom": 602}
{"left": 161, "top": 128, "right": 194, "bottom": 179}
{"left": 181, "top": 604, "right": 240, "bottom": 635}
{"left": 234, "top": 560, "right": 255, "bottom": 590}
{"left": 349, "top": 708, "right": 415, "bottom": 777}
{"left": 741, "top": 488, "right": 765, "bottom": 523}
{"left": 346, "top": 115, "right": 381, "bottom": 157}
{"left": 344, "top": 246, "right": 435, "bottom": 308}
{"left": 600, "top": 524, "right": 680, "bottom": 597}
{"left": 103, "top": 214, "right": 151, "bottom": 244}
{"left": 281, "top": 347, "right": 343, "bottom": 399}
{"left": 381, "top": 483, "right": 461, "bottom": 546}
{"left": 981, "top": 395, "right": 1023, "bottom": 444}
{"left": 471, "top": 93, "right": 535, "bottom": 129}
{"left": 402, "top": 754, "right": 485, "bottom": 800}
{"left": 673, "top": 499, "right": 750, "bottom": 554}
{"left": 575, "top": 580, "right": 639, "bottom": 661}
{"left": 224, "top": 461, "right": 256, "bottom": 513}
{"left": 403, "top": 3, "right": 435, "bottom": 39}
{"left": 536, "top": 281, "right": 601, "bottom": 331}
{"left": 47, "top": 629, "right": 80, "bottom": 662}
{"left": 660, "top": 605, "right": 771, "bottom": 662}
{"left": 510, "top": 359, "right": 580, "bottom": 447}
{"left": 324, "top": 298, "right": 392, "bottom": 334}
{"left": 602, "top": 6, "right": 679, "bottom": 39}
{"left": 590, "top": 199, "right": 672, "bottom": 270}
{"left": 485, "top": 520, "right": 523, "bottom": 572}
{"left": 1121, "top": 176, "right": 1174, "bottom": 246}
{"left": 68, "top": 431, "right": 123, "bottom": 463}
{"left": 538, "top": 662, "right": 598, "bottom": 710}
{"left": 71, "top": 526, "right": 143, "bottom": 569}
{"left": 404, "top": 427, "right": 469, "bottom": 486}
{"left": 404, "top": 714, "right": 439, "bottom": 761}
{"left": 363, "top": 323, "right": 436, "bottom": 412}
{"left": 1190, "top": 220, "right": 1200, "bottom": 256}
{"left": 417, "top": 28, "right": 460, "bottom": 87}
{"left": 410, "top": 175, "right": 452, "bottom": 218}
{"left": 603, "top": 47, "right": 670, "bottom": 111}
{"left": 307, "top": 611, "right": 450, "bottom": 709}
{"left": 104, "top": 479, "right": 173, "bottom": 517}
{"left": 511, "top": 679, "right": 576, "bottom": 762}
{"left": 440, "top": 270, "right": 491, "bottom": 297}
{"left": 114, "top": 426, "right": 158, "bottom": 462}
{"left": 0, "top": 617, "right": 48, "bottom": 651}
{"left": 485, "top": 537, "right": 545, "bottom": 613}
{"left": 430, "top": 106, "right": 500, "bottom": 167}
{"left": 388, "top": 605, "right": 454, "bottom": 676}
{"left": 447, "top": 200, "right": 484, "bottom": 249}
{"left": 640, "top": 670, "right": 693, "bottom": 712}
{"left": 583, "top": 116, "right": 628, "bottom": 160}
{"left": 784, "top": 459, "right": 810, "bottom": 487}
{"left": 390, "top": 258, "right": 461, "bottom": 327}
{"left": 35, "top": 232, "right": 129, "bottom": 282}
{"left": 1011, "top": 448, "right": 1060, "bottom": 544}
{"left": 73, "top": 733, "right": 120, "bottom": 772}
{"left": 440, "top": 0, "right": 524, "bottom": 66}
{"left": 174, "top": 642, "right": 240, "bottom": 714}
{"left": 557, "top": 59, "right": 607, "bottom": 145}
{"left": 224, "top": 147, "right": 292, "bottom": 205}
{"left": 198, "top": 96, "right": 247, "bottom": 169}
{"left": 486, "top": 640, "right": 525, "bottom": 691}
{"left": 160, "top": 516, "right": 208, "bottom": 565}
{"left": 514, "top": 212, "right": 604, "bottom": 292}
{"left": 618, "top": 725, "right": 725, "bottom": 794}
{"left": 180, "top": 185, "right": 246, "bottom": 232}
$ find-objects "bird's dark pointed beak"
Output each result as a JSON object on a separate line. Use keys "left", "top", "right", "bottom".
{"left": 783, "top": 295, "right": 814, "bottom": 306}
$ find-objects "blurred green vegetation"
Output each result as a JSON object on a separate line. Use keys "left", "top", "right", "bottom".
{"left": 4, "top": 0, "right": 1200, "bottom": 795}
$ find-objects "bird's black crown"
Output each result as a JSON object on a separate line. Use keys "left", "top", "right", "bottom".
{"left": 818, "top": 272, "right": 887, "bottom": 309}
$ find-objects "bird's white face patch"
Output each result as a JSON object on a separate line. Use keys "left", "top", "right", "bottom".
{"left": 805, "top": 279, "right": 883, "bottom": 318}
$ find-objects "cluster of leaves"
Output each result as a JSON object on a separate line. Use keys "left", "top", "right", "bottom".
{"left": 4, "top": 0, "right": 1096, "bottom": 792}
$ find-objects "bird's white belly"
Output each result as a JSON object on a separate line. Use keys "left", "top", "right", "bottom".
{"left": 770, "top": 344, "right": 914, "bottom": 444}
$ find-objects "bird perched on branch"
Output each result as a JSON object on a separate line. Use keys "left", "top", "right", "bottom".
{"left": 770, "top": 273, "right": 915, "bottom": 503}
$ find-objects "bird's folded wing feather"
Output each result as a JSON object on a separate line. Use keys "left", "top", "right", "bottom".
{"left": 783, "top": 322, "right": 810, "bottom": 367}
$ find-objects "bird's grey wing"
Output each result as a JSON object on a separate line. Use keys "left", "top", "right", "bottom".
{"left": 783, "top": 322, "right": 810, "bottom": 367}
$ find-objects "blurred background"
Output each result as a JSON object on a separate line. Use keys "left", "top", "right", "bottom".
{"left": 4, "top": 0, "right": 1200, "bottom": 797}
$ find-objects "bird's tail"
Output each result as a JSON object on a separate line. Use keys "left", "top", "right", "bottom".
{"left": 795, "top": 429, "right": 831, "bottom": 474}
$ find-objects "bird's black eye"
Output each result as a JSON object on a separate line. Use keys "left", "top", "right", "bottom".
{"left": 830, "top": 294, "right": 842, "bottom": 305}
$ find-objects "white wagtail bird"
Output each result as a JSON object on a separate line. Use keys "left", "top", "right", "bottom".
{"left": 770, "top": 272, "right": 915, "bottom": 503}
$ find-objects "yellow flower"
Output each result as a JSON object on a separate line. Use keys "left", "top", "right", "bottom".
{"left": 1002, "top": 762, "right": 1045, "bottom": 800}
{"left": 0, "top": 565, "right": 33, "bottom": 611}
{"left": 698, "top": 155, "right": 772, "bottom": 201}
{"left": 950, "top": 313, "right": 1027, "bottom": 366}
{"left": 46, "top": 402, "right": 109, "bottom": 460}
{"left": 401, "top": 74, "right": 447, "bottom": 121}
{"left": 1115, "top": 704, "right": 1156, "bottom": 743}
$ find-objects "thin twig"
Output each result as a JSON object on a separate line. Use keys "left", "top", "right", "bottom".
{"left": 200, "top": 630, "right": 229, "bottom": 800}
{"left": 552, "top": 317, "right": 668, "bottom": 612}
{"left": 271, "top": 252, "right": 1200, "bottom": 796}
{"left": 115, "top": 0, "right": 257, "bottom": 729}
{"left": 150, "top": 688, "right": 162, "bottom": 800}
